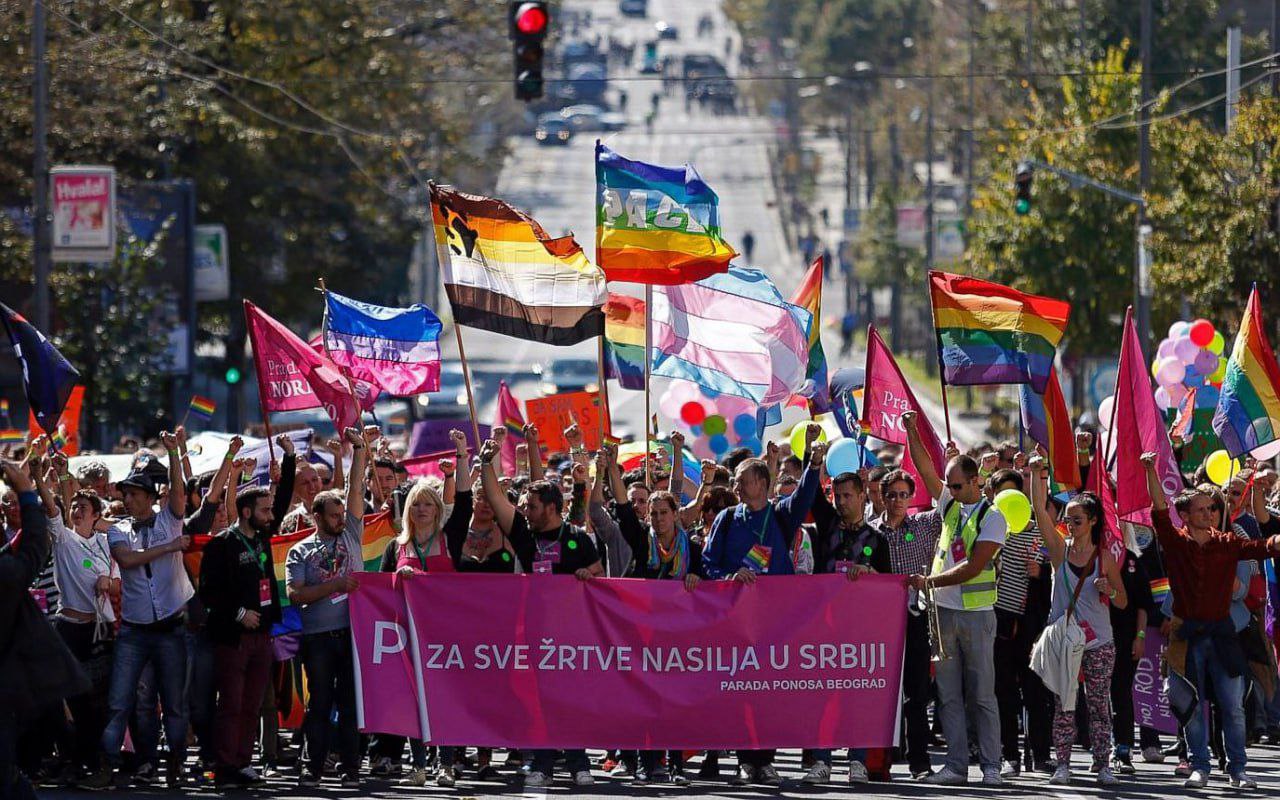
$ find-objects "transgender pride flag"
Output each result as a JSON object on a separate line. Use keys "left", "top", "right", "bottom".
{"left": 651, "top": 267, "right": 811, "bottom": 405}
{"left": 322, "top": 291, "right": 442, "bottom": 396}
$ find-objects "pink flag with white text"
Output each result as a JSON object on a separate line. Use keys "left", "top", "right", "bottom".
{"left": 1112, "top": 311, "right": 1183, "bottom": 527}
{"left": 348, "top": 572, "right": 427, "bottom": 739}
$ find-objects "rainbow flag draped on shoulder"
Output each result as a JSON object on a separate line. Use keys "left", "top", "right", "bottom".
{"left": 929, "top": 270, "right": 1070, "bottom": 394}
{"left": 595, "top": 142, "right": 736, "bottom": 285}
{"left": 1213, "top": 286, "right": 1280, "bottom": 457}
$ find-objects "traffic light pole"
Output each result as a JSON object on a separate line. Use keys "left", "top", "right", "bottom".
{"left": 32, "top": 0, "right": 51, "bottom": 334}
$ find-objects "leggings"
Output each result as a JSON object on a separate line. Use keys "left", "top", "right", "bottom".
{"left": 1054, "top": 642, "right": 1115, "bottom": 766}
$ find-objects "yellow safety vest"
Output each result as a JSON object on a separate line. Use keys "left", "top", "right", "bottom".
{"left": 931, "top": 498, "right": 999, "bottom": 609}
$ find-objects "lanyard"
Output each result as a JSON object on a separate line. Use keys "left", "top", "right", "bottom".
{"left": 410, "top": 534, "right": 438, "bottom": 568}
{"left": 536, "top": 522, "right": 567, "bottom": 558}
{"left": 754, "top": 505, "right": 773, "bottom": 544}
{"left": 234, "top": 529, "right": 267, "bottom": 576}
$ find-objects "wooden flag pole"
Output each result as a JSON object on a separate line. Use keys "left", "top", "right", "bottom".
{"left": 644, "top": 284, "right": 654, "bottom": 490}
{"left": 453, "top": 323, "right": 484, "bottom": 450}
{"left": 596, "top": 334, "right": 611, "bottom": 447}
{"left": 926, "top": 275, "right": 953, "bottom": 442}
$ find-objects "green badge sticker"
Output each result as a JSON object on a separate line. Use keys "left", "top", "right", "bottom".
{"left": 82, "top": 558, "right": 93, "bottom": 569}
{"left": 502, "top": 551, "right": 512, "bottom": 562}
{"left": 566, "top": 539, "right": 578, "bottom": 550}
{"left": 905, "top": 533, "right": 915, "bottom": 542}
{"left": 863, "top": 545, "right": 874, "bottom": 557}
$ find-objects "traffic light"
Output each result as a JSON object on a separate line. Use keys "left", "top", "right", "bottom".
{"left": 509, "top": 1, "right": 549, "bottom": 101}
{"left": 224, "top": 366, "right": 242, "bottom": 385}
{"left": 1014, "top": 161, "right": 1034, "bottom": 215}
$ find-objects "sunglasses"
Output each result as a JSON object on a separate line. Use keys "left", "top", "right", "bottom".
{"left": 884, "top": 491, "right": 912, "bottom": 500}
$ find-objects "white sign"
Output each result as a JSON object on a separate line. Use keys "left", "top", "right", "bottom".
{"left": 51, "top": 165, "right": 116, "bottom": 262}
{"left": 934, "top": 214, "right": 965, "bottom": 261}
{"left": 193, "top": 224, "right": 230, "bottom": 301}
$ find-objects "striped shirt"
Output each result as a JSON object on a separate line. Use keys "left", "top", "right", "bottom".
{"left": 994, "top": 523, "right": 1040, "bottom": 614}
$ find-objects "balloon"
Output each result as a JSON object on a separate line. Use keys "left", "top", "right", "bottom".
{"left": 700, "top": 385, "right": 721, "bottom": 399}
{"left": 1156, "top": 355, "right": 1186, "bottom": 385}
{"left": 689, "top": 425, "right": 702, "bottom": 438}
{"left": 993, "top": 489, "right": 1032, "bottom": 534}
{"left": 1189, "top": 319, "right": 1215, "bottom": 348}
{"left": 1210, "top": 359, "right": 1227, "bottom": 383}
{"left": 732, "top": 413, "right": 757, "bottom": 439}
{"left": 789, "top": 421, "right": 827, "bottom": 459}
{"left": 1192, "top": 349, "right": 1218, "bottom": 376}
{"left": 1156, "top": 338, "right": 1176, "bottom": 360}
{"left": 703, "top": 414, "right": 727, "bottom": 436}
{"left": 1208, "top": 331, "right": 1225, "bottom": 355}
{"left": 825, "top": 438, "right": 864, "bottom": 477}
{"left": 708, "top": 434, "right": 730, "bottom": 455}
{"left": 1196, "top": 384, "right": 1219, "bottom": 408}
{"left": 1168, "top": 321, "right": 1190, "bottom": 339}
{"left": 690, "top": 436, "right": 714, "bottom": 461}
{"left": 1182, "top": 366, "right": 1202, "bottom": 387}
{"left": 1151, "top": 360, "right": 1160, "bottom": 380}
{"left": 679, "top": 401, "right": 708, "bottom": 426}
{"left": 1250, "top": 438, "right": 1280, "bottom": 461}
{"left": 1166, "top": 382, "right": 1187, "bottom": 406}
{"left": 1173, "top": 336, "right": 1200, "bottom": 365}
{"left": 1204, "top": 449, "right": 1241, "bottom": 487}
{"left": 738, "top": 437, "right": 763, "bottom": 455}
{"left": 713, "top": 394, "right": 755, "bottom": 420}
{"left": 1154, "top": 386, "right": 1172, "bottom": 412}
{"left": 1098, "top": 395, "right": 1115, "bottom": 429}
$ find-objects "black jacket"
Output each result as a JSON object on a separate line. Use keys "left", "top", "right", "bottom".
{"left": 810, "top": 491, "right": 892, "bottom": 575}
{"left": 0, "top": 493, "right": 89, "bottom": 719}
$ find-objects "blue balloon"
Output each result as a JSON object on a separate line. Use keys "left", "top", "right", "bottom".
{"left": 825, "top": 438, "right": 864, "bottom": 477}
{"left": 738, "top": 437, "right": 763, "bottom": 455}
{"left": 1195, "top": 384, "right": 1219, "bottom": 408}
{"left": 732, "top": 413, "right": 757, "bottom": 438}
{"left": 708, "top": 434, "right": 730, "bottom": 455}
{"left": 1182, "top": 366, "right": 1202, "bottom": 387}
{"left": 689, "top": 425, "right": 702, "bottom": 438}
{"left": 701, "top": 385, "right": 721, "bottom": 399}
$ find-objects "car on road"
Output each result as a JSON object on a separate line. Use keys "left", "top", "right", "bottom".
{"left": 534, "top": 114, "right": 573, "bottom": 145}
{"left": 560, "top": 104, "right": 625, "bottom": 132}
{"left": 536, "top": 357, "right": 600, "bottom": 396}
{"left": 413, "top": 364, "right": 477, "bottom": 419}
{"left": 618, "top": 0, "right": 648, "bottom": 17}
{"left": 654, "top": 21, "right": 679, "bottom": 40}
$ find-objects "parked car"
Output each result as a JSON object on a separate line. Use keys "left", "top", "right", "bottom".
{"left": 538, "top": 357, "right": 600, "bottom": 396}
{"left": 560, "top": 104, "right": 625, "bottom": 132}
{"left": 413, "top": 364, "right": 476, "bottom": 419}
{"left": 619, "top": 0, "right": 648, "bottom": 17}
{"left": 654, "top": 20, "right": 679, "bottom": 40}
{"left": 534, "top": 114, "right": 573, "bottom": 145}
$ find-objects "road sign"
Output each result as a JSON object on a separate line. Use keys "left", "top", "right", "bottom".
{"left": 51, "top": 166, "right": 115, "bottom": 262}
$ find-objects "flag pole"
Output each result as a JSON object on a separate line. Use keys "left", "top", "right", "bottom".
{"left": 1104, "top": 306, "right": 1132, "bottom": 473}
{"left": 452, "top": 322, "right": 483, "bottom": 449}
{"left": 644, "top": 284, "right": 654, "bottom": 490}
{"left": 596, "top": 334, "right": 611, "bottom": 447}
{"left": 244, "top": 300, "right": 278, "bottom": 464}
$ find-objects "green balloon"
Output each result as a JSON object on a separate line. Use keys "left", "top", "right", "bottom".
{"left": 993, "top": 489, "right": 1032, "bottom": 533}
{"left": 703, "top": 415, "right": 727, "bottom": 436}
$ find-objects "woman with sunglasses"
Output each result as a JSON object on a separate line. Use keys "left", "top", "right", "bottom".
{"left": 1029, "top": 457, "right": 1127, "bottom": 786}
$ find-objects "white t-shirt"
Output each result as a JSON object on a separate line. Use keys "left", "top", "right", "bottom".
{"left": 932, "top": 489, "right": 1007, "bottom": 612}
{"left": 50, "top": 514, "right": 117, "bottom": 621}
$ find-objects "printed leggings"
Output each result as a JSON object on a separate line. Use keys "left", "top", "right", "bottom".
{"left": 1053, "top": 642, "right": 1115, "bottom": 766}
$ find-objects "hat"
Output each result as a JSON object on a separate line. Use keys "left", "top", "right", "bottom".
{"left": 117, "top": 470, "right": 158, "bottom": 496}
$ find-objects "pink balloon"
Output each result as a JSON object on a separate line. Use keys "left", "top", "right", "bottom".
{"left": 1166, "top": 382, "right": 1187, "bottom": 405}
{"left": 690, "top": 436, "right": 715, "bottom": 461}
{"left": 714, "top": 394, "right": 756, "bottom": 419}
{"left": 1156, "top": 357, "right": 1186, "bottom": 386}
{"left": 1156, "top": 338, "right": 1176, "bottom": 360}
{"left": 1173, "top": 336, "right": 1199, "bottom": 365}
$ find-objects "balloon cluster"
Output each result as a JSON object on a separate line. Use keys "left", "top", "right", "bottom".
{"left": 1151, "top": 318, "right": 1226, "bottom": 413}
{"left": 658, "top": 382, "right": 762, "bottom": 460}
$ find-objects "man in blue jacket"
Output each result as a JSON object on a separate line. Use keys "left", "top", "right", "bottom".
{"left": 701, "top": 423, "right": 825, "bottom": 786}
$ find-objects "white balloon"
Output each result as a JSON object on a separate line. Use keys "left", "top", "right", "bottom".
{"left": 1098, "top": 395, "right": 1115, "bottom": 429}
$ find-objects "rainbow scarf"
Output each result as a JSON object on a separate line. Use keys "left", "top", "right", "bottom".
{"left": 647, "top": 528, "right": 690, "bottom": 579}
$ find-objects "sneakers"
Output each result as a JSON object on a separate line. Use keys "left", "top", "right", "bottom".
{"left": 669, "top": 768, "right": 691, "bottom": 787}
{"left": 1183, "top": 769, "right": 1209, "bottom": 788}
{"left": 981, "top": 767, "right": 1004, "bottom": 786}
{"left": 1175, "top": 760, "right": 1193, "bottom": 778}
{"left": 524, "top": 770, "right": 550, "bottom": 787}
{"left": 371, "top": 756, "right": 394, "bottom": 777}
{"left": 1230, "top": 772, "right": 1258, "bottom": 789}
{"left": 1097, "top": 766, "right": 1119, "bottom": 786}
{"left": 631, "top": 768, "right": 650, "bottom": 787}
{"left": 924, "top": 766, "right": 968, "bottom": 785}
{"left": 132, "top": 763, "right": 157, "bottom": 786}
{"left": 1141, "top": 746, "right": 1165, "bottom": 763}
{"left": 730, "top": 765, "right": 755, "bottom": 786}
{"left": 573, "top": 770, "right": 595, "bottom": 786}
{"left": 848, "top": 761, "right": 869, "bottom": 784}
{"left": 437, "top": 766, "right": 456, "bottom": 787}
{"left": 165, "top": 757, "right": 186, "bottom": 788}
{"left": 755, "top": 764, "right": 782, "bottom": 786}
{"left": 475, "top": 764, "right": 500, "bottom": 781}
{"left": 260, "top": 762, "right": 281, "bottom": 779}
{"left": 341, "top": 773, "right": 360, "bottom": 789}
{"left": 403, "top": 767, "right": 428, "bottom": 786}
{"left": 1049, "top": 765, "right": 1072, "bottom": 785}
{"left": 800, "top": 761, "right": 831, "bottom": 785}
{"left": 912, "top": 767, "right": 935, "bottom": 780}
{"left": 76, "top": 763, "right": 115, "bottom": 790}
{"left": 1111, "top": 753, "right": 1136, "bottom": 775}
{"left": 609, "top": 762, "right": 632, "bottom": 777}
{"left": 1000, "top": 759, "right": 1021, "bottom": 778}
{"left": 298, "top": 772, "right": 320, "bottom": 788}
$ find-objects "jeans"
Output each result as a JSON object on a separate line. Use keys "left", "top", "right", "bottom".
{"left": 301, "top": 631, "right": 359, "bottom": 778}
{"left": 901, "top": 613, "right": 934, "bottom": 773}
{"left": 185, "top": 627, "right": 218, "bottom": 764}
{"left": 1184, "top": 634, "right": 1247, "bottom": 775}
{"left": 531, "top": 749, "right": 590, "bottom": 777}
{"left": 935, "top": 607, "right": 1000, "bottom": 774}
{"left": 102, "top": 623, "right": 188, "bottom": 765}
{"left": 811, "top": 748, "right": 866, "bottom": 766}
{"left": 213, "top": 632, "right": 273, "bottom": 770}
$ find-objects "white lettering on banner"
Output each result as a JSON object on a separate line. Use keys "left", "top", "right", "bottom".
{"left": 600, "top": 189, "right": 623, "bottom": 223}
{"left": 55, "top": 177, "right": 107, "bottom": 200}
{"left": 652, "top": 194, "right": 685, "bottom": 229}
{"left": 624, "top": 190, "right": 647, "bottom": 228}
{"left": 268, "top": 379, "right": 312, "bottom": 400}
{"left": 371, "top": 621, "right": 406, "bottom": 665}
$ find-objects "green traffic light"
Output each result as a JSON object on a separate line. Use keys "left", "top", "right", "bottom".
{"left": 225, "top": 366, "right": 242, "bottom": 385}
{"left": 1015, "top": 198, "right": 1031, "bottom": 215}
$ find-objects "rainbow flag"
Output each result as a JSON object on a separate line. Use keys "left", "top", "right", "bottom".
{"left": 0, "top": 398, "right": 9, "bottom": 418}
{"left": 1149, "top": 577, "right": 1171, "bottom": 607}
{"left": 493, "top": 380, "right": 526, "bottom": 475}
{"left": 185, "top": 511, "right": 396, "bottom": 635}
{"left": 1213, "top": 286, "right": 1280, "bottom": 457}
{"left": 49, "top": 426, "right": 67, "bottom": 451}
{"left": 603, "top": 293, "right": 646, "bottom": 390}
{"left": 1019, "top": 367, "right": 1081, "bottom": 490}
{"left": 929, "top": 270, "right": 1070, "bottom": 393}
{"left": 188, "top": 394, "right": 217, "bottom": 422}
{"left": 788, "top": 256, "right": 829, "bottom": 413}
{"left": 595, "top": 142, "right": 737, "bottom": 284}
{"left": 0, "top": 429, "right": 24, "bottom": 447}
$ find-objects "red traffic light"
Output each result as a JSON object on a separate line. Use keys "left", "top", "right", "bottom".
{"left": 514, "top": 3, "right": 548, "bottom": 35}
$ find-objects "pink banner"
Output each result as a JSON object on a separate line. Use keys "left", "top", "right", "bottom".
{"left": 1132, "top": 627, "right": 1177, "bottom": 735}
{"left": 348, "top": 572, "right": 426, "bottom": 739}
{"left": 351, "top": 573, "right": 907, "bottom": 749}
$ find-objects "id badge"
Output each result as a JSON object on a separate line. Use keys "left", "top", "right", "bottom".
{"left": 950, "top": 538, "right": 968, "bottom": 562}
{"left": 834, "top": 560, "right": 855, "bottom": 574}
{"left": 1080, "top": 619, "right": 1097, "bottom": 644}
{"left": 533, "top": 560, "right": 553, "bottom": 574}
{"left": 259, "top": 578, "right": 272, "bottom": 608}
{"left": 329, "top": 592, "right": 348, "bottom": 605}
{"left": 742, "top": 543, "right": 772, "bottom": 573}
{"left": 541, "top": 542, "right": 562, "bottom": 564}
{"left": 30, "top": 588, "right": 48, "bottom": 613}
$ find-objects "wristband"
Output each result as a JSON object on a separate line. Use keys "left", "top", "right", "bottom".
{"left": 1136, "top": 629, "right": 1146, "bottom": 639}
{"left": 1108, "top": 587, "right": 1118, "bottom": 599}
{"left": 1076, "top": 448, "right": 1091, "bottom": 455}
{"left": 236, "top": 608, "right": 246, "bottom": 622}
{"left": 224, "top": 453, "right": 234, "bottom": 462}
{"left": 58, "top": 474, "right": 72, "bottom": 483}
{"left": 167, "top": 449, "right": 179, "bottom": 458}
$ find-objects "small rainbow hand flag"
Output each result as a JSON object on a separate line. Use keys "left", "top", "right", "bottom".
{"left": 188, "top": 395, "right": 217, "bottom": 422}
{"left": 0, "top": 429, "right": 24, "bottom": 447}
{"left": 50, "top": 426, "right": 67, "bottom": 451}
{"left": 1149, "top": 577, "right": 1171, "bottom": 606}
{"left": 0, "top": 398, "right": 9, "bottom": 417}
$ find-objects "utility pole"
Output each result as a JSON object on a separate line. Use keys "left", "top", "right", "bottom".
{"left": 32, "top": 0, "right": 51, "bottom": 333}
{"left": 888, "top": 122, "right": 902, "bottom": 354}
{"left": 1226, "top": 27, "right": 1241, "bottom": 133}
{"left": 924, "top": 42, "right": 937, "bottom": 377}
{"left": 966, "top": 0, "right": 976, "bottom": 218}
{"left": 1136, "top": 0, "right": 1153, "bottom": 360}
